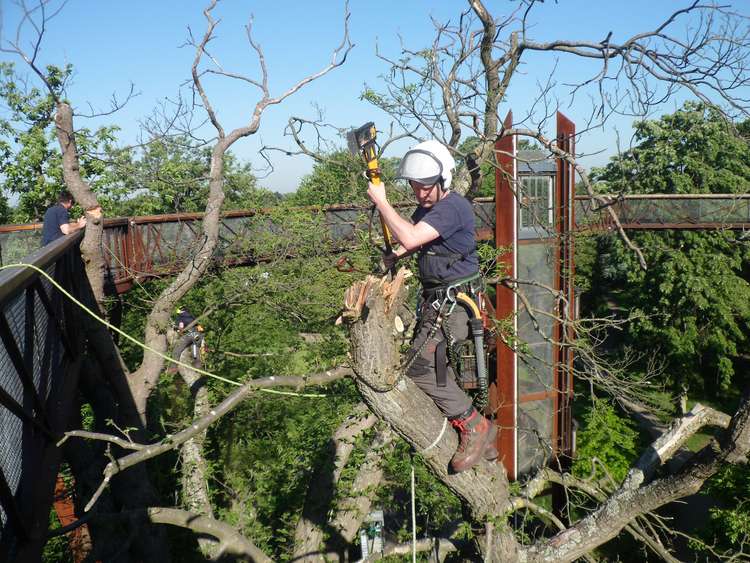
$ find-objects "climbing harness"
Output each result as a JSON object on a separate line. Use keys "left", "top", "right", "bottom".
{"left": 368, "top": 273, "right": 491, "bottom": 409}
{"left": 429, "top": 274, "right": 490, "bottom": 409}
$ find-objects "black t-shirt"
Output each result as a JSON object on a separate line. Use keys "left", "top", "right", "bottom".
{"left": 177, "top": 311, "right": 196, "bottom": 328}
{"left": 41, "top": 204, "right": 69, "bottom": 245}
{"left": 411, "top": 191, "right": 479, "bottom": 284}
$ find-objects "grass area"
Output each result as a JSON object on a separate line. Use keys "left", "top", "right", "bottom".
{"left": 684, "top": 429, "right": 714, "bottom": 452}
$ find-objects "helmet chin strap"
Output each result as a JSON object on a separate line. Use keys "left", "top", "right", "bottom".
{"left": 437, "top": 177, "right": 448, "bottom": 195}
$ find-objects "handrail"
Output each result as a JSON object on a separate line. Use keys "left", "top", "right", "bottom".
{"left": 0, "top": 231, "right": 84, "bottom": 305}
{"left": 0, "top": 199, "right": 498, "bottom": 233}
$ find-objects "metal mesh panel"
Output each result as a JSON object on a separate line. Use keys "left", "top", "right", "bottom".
{"left": 575, "top": 195, "right": 750, "bottom": 228}
{"left": 0, "top": 231, "right": 42, "bottom": 266}
{"left": 30, "top": 279, "right": 57, "bottom": 404}
{"left": 0, "top": 243, "right": 78, "bottom": 555}
{"left": 0, "top": 290, "right": 27, "bottom": 545}
{"left": 0, "top": 291, "right": 26, "bottom": 406}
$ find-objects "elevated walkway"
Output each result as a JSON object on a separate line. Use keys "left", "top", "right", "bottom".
{"left": 0, "top": 195, "right": 747, "bottom": 295}
{"left": 0, "top": 232, "right": 88, "bottom": 560}
{"left": 576, "top": 193, "right": 750, "bottom": 230}
{"left": 0, "top": 201, "right": 496, "bottom": 294}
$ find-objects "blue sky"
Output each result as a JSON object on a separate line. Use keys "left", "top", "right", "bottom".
{"left": 1, "top": 1, "right": 746, "bottom": 192}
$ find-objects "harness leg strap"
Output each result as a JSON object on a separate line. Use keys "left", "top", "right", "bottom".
{"left": 435, "top": 339, "right": 448, "bottom": 387}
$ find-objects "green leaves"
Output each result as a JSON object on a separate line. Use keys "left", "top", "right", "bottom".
{"left": 693, "top": 464, "right": 750, "bottom": 554}
{"left": 289, "top": 150, "right": 402, "bottom": 207}
{"left": 593, "top": 102, "right": 750, "bottom": 196}
{"left": 572, "top": 398, "right": 640, "bottom": 484}
{"left": 0, "top": 62, "right": 270, "bottom": 221}
{"left": 583, "top": 103, "right": 750, "bottom": 395}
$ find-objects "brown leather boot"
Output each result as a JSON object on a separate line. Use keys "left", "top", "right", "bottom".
{"left": 449, "top": 409, "right": 497, "bottom": 472}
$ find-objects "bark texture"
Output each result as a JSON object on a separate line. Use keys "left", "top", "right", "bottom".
{"left": 177, "top": 349, "right": 217, "bottom": 557}
{"left": 147, "top": 507, "right": 272, "bottom": 563}
{"left": 294, "top": 424, "right": 395, "bottom": 562}
{"left": 293, "top": 403, "right": 377, "bottom": 561}
{"left": 130, "top": 142, "right": 226, "bottom": 418}
{"left": 54, "top": 101, "right": 106, "bottom": 309}
{"left": 332, "top": 426, "right": 394, "bottom": 547}
{"left": 524, "top": 399, "right": 750, "bottom": 563}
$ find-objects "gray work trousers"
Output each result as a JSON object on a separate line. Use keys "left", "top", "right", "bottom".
{"left": 405, "top": 299, "right": 473, "bottom": 418}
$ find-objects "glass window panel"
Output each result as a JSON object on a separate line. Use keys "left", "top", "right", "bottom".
{"left": 516, "top": 242, "right": 556, "bottom": 395}
{"left": 516, "top": 398, "right": 554, "bottom": 476}
{"left": 519, "top": 176, "right": 553, "bottom": 233}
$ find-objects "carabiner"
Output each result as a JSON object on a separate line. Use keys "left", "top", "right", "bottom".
{"left": 444, "top": 284, "right": 459, "bottom": 316}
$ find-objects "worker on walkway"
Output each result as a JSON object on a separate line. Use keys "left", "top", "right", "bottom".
{"left": 367, "top": 140, "right": 496, "bottom": 473}
{"left": 173, "top": 307, "right": 206, "bottom": 367}
{"left": 41, "top": 191, "right": 86, "bottom": 245}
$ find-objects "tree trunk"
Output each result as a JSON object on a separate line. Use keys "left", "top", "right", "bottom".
{"left": 331, "top": 426, "right": 394, "bottom": 550}
{"left": 177, "top": 350, "right": 217, "bottom": 557}
{"left": 54, "top": 101, "right": 106, "bottom": 309}
{"left": 131, "top": 141, "right": 227, "bottom": 419}
{"left": 293, "top": 404, "right": 393, "bottom": 562}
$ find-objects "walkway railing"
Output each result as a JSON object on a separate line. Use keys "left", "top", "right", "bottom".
{"left": 575, "top": 193, "right": 750, "bottom": 230}
{"left": 1, "top": 195, "right": 747, "bottom": 295}
{"left": 0, "top": 232, "right": 88, "bottom": 560}
{"left": 0, "top": 200, "right": 498, "bottom": 294}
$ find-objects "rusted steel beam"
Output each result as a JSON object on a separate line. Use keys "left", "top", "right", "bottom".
{"left": 52, "top": 474, "right": 92, "bottom": 562}
{"left": 555, "top": 111, "right": 575, "bottom": 461}
{"left": 518, "top": 390, "right": 558, "bottom": 403}
{"left": 0, "top": 223, "right": 43, "bottom": 233}
{"left": 0, "top": 199, "right": 491, "bottom": 296}
{"left": 494, "top": 111, "right": 518, "bottom": 480}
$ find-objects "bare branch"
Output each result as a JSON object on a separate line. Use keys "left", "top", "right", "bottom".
{"left": 57, "top": 430, "right": 145, "bottom": 451}
{"left": 525, "top": 396, "right": 750, "bottom": 562}
{"left": 146, "top": 507, "right": 272, "bottom": 563}
{"left": 83, "top": 366, "right": 352, "bottom": 512}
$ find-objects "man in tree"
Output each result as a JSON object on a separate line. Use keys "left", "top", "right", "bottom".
{"left": 367, "top": 140, "right": 496, "bottom": 472}
{"left": 41, "top": 190, "right": 86, "bottom": 245}
{"left": 173, "top": 306, "right": 206, "bottom": 366}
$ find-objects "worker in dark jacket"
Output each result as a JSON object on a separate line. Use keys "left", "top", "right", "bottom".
{"left": 173, "top": 306, "right": 206, "bottom": 367}
{"left": 367, "top": 140, "right": 496, "bottom": 473}
{"left": 41, "top": 191, "right": 86, "bottom": 245}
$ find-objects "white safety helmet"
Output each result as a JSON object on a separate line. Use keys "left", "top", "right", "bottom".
{"left": 396, "top": 140, "right": 456, "bottom": 190}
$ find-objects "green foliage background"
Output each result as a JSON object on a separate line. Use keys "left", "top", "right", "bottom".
{"left": 581, "top": 103, "right": 750, "bottom": 397}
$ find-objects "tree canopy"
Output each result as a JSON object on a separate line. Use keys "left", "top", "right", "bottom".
{"left": 582, "top": 103, "right": 750, "bottom": 396}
